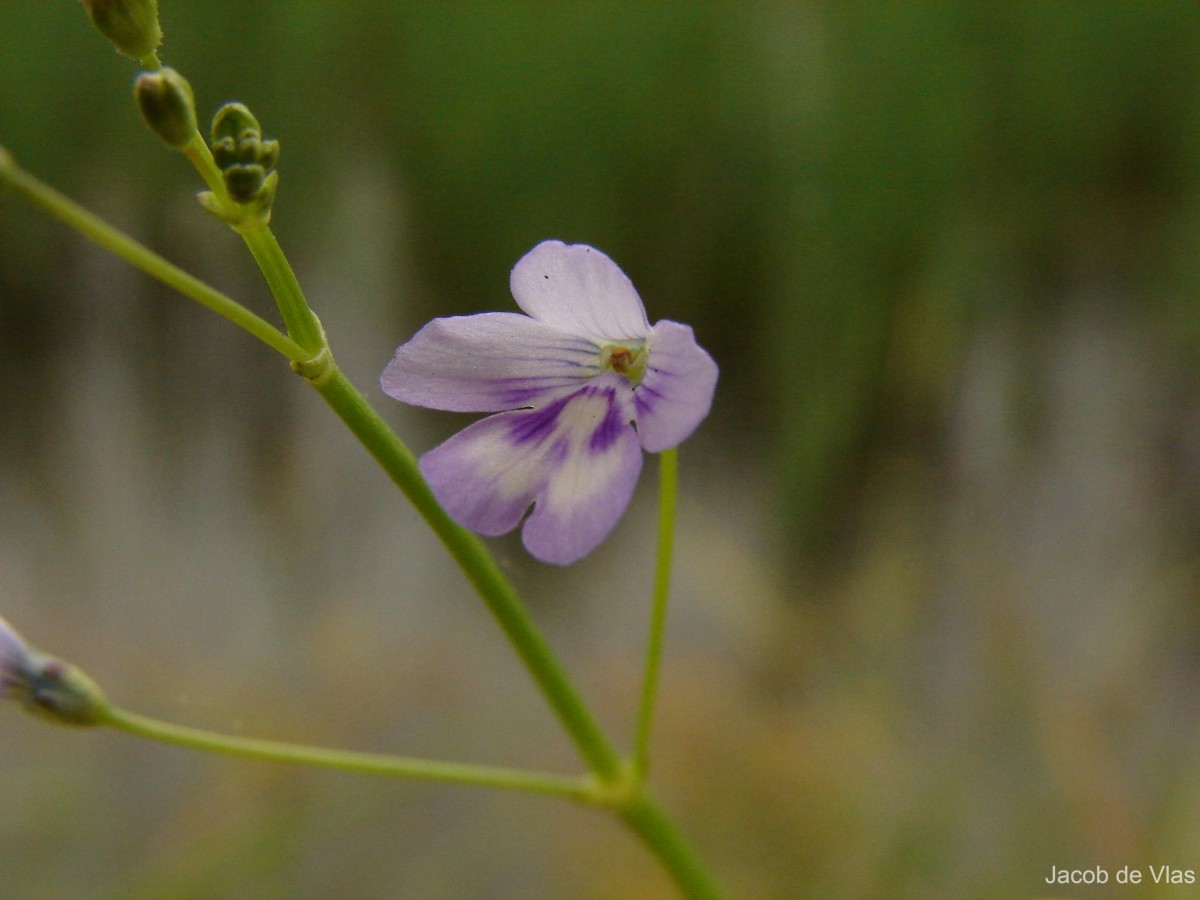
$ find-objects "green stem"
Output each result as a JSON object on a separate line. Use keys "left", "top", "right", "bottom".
{"left": 620, "top": 791, "right": 724, "bottom": 900}
{"left": 181, "top": 132, "right": 325, "bottom": 354}
{"left": 0, "top": 150, "right": 307, "bottom": 363}
{"left": 632, "top": 448, "right": 678, "bottom": 779}
{"left": 182, "top": 135, "right": 227, "bottom": 199}
{"left": 104, "top": 702, "right": 726, "bottom": 896}
{"left": 307, "top": 364, "right": 624, "bottom": 782}
{"left": 103, "top": 706, "right": 592, "bottom": 801}
{"left": 241, "top": 225, "right": 326, "bottom": 353}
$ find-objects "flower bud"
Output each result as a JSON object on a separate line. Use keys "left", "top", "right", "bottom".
{"left": 80, "top": 0, "right": 163, "bottom": 60}
{"left": 0, "top": 614, "right": 109, "bottom": 727}
{"left": 134, "top": 68, "right": 197, "bottom": 149}
{"left": 21, "top": 652, "right": 110, "bottom": 726}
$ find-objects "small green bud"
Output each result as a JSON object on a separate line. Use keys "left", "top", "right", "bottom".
{"left": 212, "top": 102, "right": 256, "bottom": 136}
{"left": 246, "top": 169, "right": 278, "bottom": 225}
{"left": 80, "top": 0, "right": 163, "bottom": 60}
{"left": 258, "top": 140, "right": 280, "bottom": 174}
{"left": 223, "top": 165, "right": 268, "bottom": 204}
{"left": 134, "top": 68, "right": 197, "bottom": 149}
{"left": 199, "top": 169, "right": 278, "bottom": 231}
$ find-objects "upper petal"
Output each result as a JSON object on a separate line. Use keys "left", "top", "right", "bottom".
{"left": 510, "top": 241, "right": 650, "bottom": 342}
{"left": 418, "top": 374, "right": 642, "bottom": 564}
{"left": 633, "top": 320, "right": 719, "bottom": 452}
{"left": 381, "top": 312, "right": 599, "bottom": 412}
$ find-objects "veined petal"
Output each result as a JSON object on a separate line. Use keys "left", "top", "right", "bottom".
{"left": 633, "top": 320, "right": 719, "bottom": 453}
{"left": 510, "top": 241, "right": 650, "bottom": 342}
{"left": 381, "top": 312, "right": 600, "bottom": 412}
{"left": 419, "top": 374, "right": 642, "bottom": 564}
{"left": 521, "top": 386, "right": 643, "bottom": 565}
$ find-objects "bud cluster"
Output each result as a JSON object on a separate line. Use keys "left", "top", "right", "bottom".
{"left": 195, "top": 103, "right": 281, "bottom": 228}
{"left": 212, "top": 104, "right": 280, "bottom": 205}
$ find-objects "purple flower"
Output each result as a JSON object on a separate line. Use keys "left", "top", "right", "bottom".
{"left": 382, "top": 240, "right": 718, "bottom": 564}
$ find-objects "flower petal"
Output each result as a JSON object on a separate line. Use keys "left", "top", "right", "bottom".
{"left": 633, "top": 320, "right": 719, "bottom": 452}
{"left": 521, "top": 394, "right": 643, "bottom": 565}
{"left": 381, "top": 312, "right": 599, "bottom": 412}
{"left": 419, "top": 414, "right": 547, "bottom": 538}
{"left": 419, "top": 374, "right": 642, "bottom": 564}
{"left": 0, "top": 615, "right": 31, "bottom": 696}
{"left": 510, "top": 241, "right": 650, "bottom": 342}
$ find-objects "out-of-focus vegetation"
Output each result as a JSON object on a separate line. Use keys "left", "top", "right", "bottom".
{"left": 5, "top": 2, "right": 1200, "bottom": 897}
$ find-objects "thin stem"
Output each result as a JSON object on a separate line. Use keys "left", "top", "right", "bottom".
{"left": 0, "top": 151, "right": 307, "bottom": 363}
{"left": 103, "top": 706, "right": 593, "bottom": 801}
{"left": 632, "top": 448, "right": 678, "bottom": 779}
{"left": 106, "top": 699, "right": 726, "bottom": 896}
{"left": 182, "top": 134, "right": 227, "bottom": 199}
{"left": 180, "top": 129, "right": 326, "bottom": 354}
{"left": 241, "top": 225, "right": 326, "bottom": 353}
{"left": 310, "top": 365, "right": 625, "bottom": 782}
{"left": 620, "top": 790, "right": 724, "bottom": 900}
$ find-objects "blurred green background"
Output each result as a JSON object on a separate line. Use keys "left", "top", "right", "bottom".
{"left": 6, "top": 2, "right": 1200, "bottom": 897}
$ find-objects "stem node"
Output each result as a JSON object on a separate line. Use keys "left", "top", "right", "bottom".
{"left": 291, "top": 345, "right": 336, "bottom": 387}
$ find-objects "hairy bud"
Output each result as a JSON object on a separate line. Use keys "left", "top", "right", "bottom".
{"left": 80, "top": 0, "right": 163, "bottom": 60}
{"left": 134, "top": 68, "right": 197, "bottom": 149}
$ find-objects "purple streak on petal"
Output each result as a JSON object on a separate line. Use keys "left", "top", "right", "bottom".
{"left": 521, "top": 376, "right": 642, "bottom": 564}
{"left": 381, "top": 312, "right": 599, "bottom": 413}
{"left": 510, "top": 241, "right": 650, "bottom": 342}
{"left": 633, "top": 320, "right": 719, "bottom": 452}
{"left": 508, "top": 396, "right": 570, "bottom": 445}
{"left": 589, "top": 391, "right": 630, "bottom": 453}
{"left": 419, "top": 374, "right": 642, "bottom": 564}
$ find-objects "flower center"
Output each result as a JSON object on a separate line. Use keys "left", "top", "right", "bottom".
{"left": 599, "top": 342, "right": 647, "bottom": 386}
